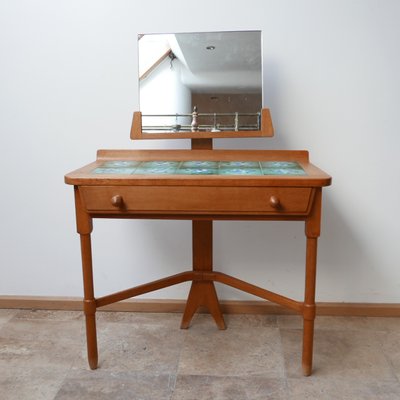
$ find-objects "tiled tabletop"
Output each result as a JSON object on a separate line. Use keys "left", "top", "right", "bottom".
{"left": 92, "top": 160, "right": 306, "bottom": 176}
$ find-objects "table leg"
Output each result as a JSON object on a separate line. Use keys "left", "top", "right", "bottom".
{"left": 302, "top": 236, "right": 318, "bottom": 376}
{"left": 75, "top": 187, "right": 98, "bottom": 370}
{"left": 181, "top": 220, "right": 226, "bottom": 329}
{"left": 80, "top": 234, "right": 98, "bottom": 370}
{"left": 302, "top": 188, "right": 322, "bottom": 376}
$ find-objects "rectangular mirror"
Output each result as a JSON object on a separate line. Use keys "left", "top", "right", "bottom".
{"left": 138, "top": 30, "right": 263, "bottom": 134}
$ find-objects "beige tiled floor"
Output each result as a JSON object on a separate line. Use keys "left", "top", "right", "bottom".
{"left": 1, "top": 309, "right": 400, "bottom": 399}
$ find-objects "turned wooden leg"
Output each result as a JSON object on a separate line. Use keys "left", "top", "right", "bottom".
{"left": 80, "top": 234, "right": 98, "bottom": 370}
{"left": 302, "top": 236, "right": 317, "bottom": 376}
{"left": 181, "top": 220, "right": 226, "bottom": 330}
{"left": 302, "top": 188, "right": 322, "bottom": 376}
{"left": 75, "top": 186, "right": 98, "bottom": 370}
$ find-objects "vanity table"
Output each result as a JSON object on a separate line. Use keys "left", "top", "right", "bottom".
{"left": 65, "top": 31, "right": 331, "bottom": 376}
{"left": 65, "top": 144, "right": 331, "bottom": 376}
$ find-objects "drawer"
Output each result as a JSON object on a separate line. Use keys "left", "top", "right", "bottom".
{"left": 80, "top": 186, "right": 313, "bottom": 215}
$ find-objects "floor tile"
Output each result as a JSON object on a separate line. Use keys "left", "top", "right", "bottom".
{"left": 364, "top": 317, "right": 400, "bottom": 332}
{"left": 95, "top": 311, "right": 182, "bottom": 327}
{"left": 54, "top": 371, "right": 175, "bottom": 400}
{"left": 277, "top": 315, "right": 372, "bottom": 331}
{"left": 186, "top": 313, "right": 277, "bottom": 329}
{"left": 223, "top": 313, "right": 278, "bottom": 328}
{"left": 286, "top": 377, "right": 400, "bottom": 400}
{"left": 0, "top": 336, "right": 78, "bottom": 400}
{"left": 74, "top": 321, "right": 185, "bottom": 375}
{"left": 1, "top": 368, "right": 66, "bottom": 400}
{"left": 276, "top": 315, "right": 303, "bottom": 329}
{"left": 0, "top": 318, "right": 83, "bottom": 345}
{"left": 376, "top": 331, "right": 400, "bottom": 381}
{"left": 313, "top": 316, "right": 370, "bottom": 331}
{"left": 178, "top": 325, "right": 285, "bottom": 378}
{"left": 280, "top": 328, "right": 396, "bottom": 381}
{"left": 0, "top": 309, "right": 19, "bottom": 328}
{"left": 0, "top": 334, "right": 80, "bottom": 375}
{"left": 172, "top": 375, "right": 287, "bottom": 400}
{"left": 278, "top": 315, "right": 400, "bottom": 334}
{"left": 13, "top": 309, "right": 83, "bottom": 322}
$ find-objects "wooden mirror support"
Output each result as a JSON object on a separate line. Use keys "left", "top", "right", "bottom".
{"left": 130, "top": 108, "right": 274, "bottom": 140}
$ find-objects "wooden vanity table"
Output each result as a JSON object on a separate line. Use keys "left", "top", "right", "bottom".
{"left": 66, "top": 29, "right": 331, "bottom": 377}
{"left": 65, "top": 137, "right": 331, "bottom": 376}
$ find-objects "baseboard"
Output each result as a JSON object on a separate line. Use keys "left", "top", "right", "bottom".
{"left": 0, "top": 296, "right": 399, "bottom": 317}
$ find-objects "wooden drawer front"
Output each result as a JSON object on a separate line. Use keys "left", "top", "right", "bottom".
{"left": 80, "top": 186, "right": 313, "bottom": 214}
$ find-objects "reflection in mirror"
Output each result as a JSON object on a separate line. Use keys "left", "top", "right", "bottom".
{"left": 138, "top": 31, "right": 262, "bottom": 133}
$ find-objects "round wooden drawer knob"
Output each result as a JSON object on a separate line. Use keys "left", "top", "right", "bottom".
{"left": 269, "top": 195, "right": 281, "bottom": 209}
{"left": 111, "top": 195, "right": 123, "bottom": 207}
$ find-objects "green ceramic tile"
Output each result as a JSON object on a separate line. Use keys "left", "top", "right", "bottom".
{"left": 261, "top": 161, "right": 300, "bottom": 169}
{"left": 283, "top": 168, "right": 306, "bottom": 175}
{"left": 262, "top": 168, "right": 306, "bottom": 175}
{"left": 92, "top": 167, "right": 137, "bottom": 175}
{"left": 139, "top": 161, "right": 180, "bottom": 169}
{"left": 181, "top": 161, "right": 218, "bottom": 169}
{"left": 132, "top": 161, "right": 180, "bottom": 175}
{"left": 218, "top": 168, "right": 262, "bottom": 175}
{"left": 260, "top": 161, "right": 305, "bottom": 176}
{"left": 219, "top": 161, "right": 260, "bottom": 169}
{"left": 102, "top": 160, "right": 141, "bottom": 168}
{"left": 177, "top": 167, "right": 219, "bottom": 175}
{"left": 134, "top": 167, "right": 177, "bottom": 174}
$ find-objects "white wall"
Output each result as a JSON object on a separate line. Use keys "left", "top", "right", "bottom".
{"left": 0, "top": 0, "right": 399, "bottom": 303}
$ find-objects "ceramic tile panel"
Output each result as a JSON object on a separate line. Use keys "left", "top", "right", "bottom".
{"left": 92, "top": 160, "right": 307, "bottom": 176}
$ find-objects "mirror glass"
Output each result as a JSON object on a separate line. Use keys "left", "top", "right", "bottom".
{"left": 138, "top": 31, "right": 262, "bottom": 133}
